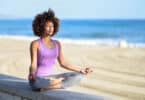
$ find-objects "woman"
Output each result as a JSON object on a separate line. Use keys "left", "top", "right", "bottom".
{"left": 28, "top": 8, "right": 93, "bottom": 92}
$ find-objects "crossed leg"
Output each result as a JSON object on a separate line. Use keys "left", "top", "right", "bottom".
{"left": 38, "top": 72, "right": 84, "bottom": 91}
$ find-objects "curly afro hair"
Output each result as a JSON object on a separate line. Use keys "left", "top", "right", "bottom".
{"left": 32, "top": 8, "right": 59, "bottom": 37}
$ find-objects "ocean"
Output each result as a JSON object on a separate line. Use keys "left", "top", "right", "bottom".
{"left": 0, "top": 19, "right": 145, "bottom": 47}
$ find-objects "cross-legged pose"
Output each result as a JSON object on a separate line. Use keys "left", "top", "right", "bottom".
{"left": 28, "top": 9, "right": 93, "bottom": 92}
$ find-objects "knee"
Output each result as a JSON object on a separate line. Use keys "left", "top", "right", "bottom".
{"left": 73, "top": 72, "right": 84, "bottom": 80}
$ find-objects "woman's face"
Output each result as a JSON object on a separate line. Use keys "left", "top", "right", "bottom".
{"left": 44, "top": 21, "right": 54, "bottom": 36}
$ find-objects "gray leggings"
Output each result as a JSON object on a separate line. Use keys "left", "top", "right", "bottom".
{"left": 29, "top": 72, "right": 84, "bottom": 91}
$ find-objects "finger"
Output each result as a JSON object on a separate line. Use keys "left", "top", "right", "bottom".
{"left": 88, "top": 69, "right": 92, "bottom": 72}
{"left": 82, "top": 70, "right": 87, "bottom": 75}
{"left": 87, "top": 68, "right": 93, "bottom": 72}
{"left": 86, "top": 68, "right": 90, "bottom": 73}
{"left": 88, "top": 70, "right": 93, "bottom": 73}
{"left": 86, "top": 69, "right": 93, "bottom": 74}
{"left": 86, "top": 67, "right": 90, "bottom": 70}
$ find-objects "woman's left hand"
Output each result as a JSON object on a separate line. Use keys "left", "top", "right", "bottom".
{"left": 80, "top": 67, "right": 93, "bottom": 75}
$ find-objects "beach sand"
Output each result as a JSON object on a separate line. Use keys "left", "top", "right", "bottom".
{"left": 0, "top": 38, "right": 145, "bottom": 100}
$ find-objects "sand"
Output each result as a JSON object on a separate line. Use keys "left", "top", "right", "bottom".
{"left": 0, "top": 38, "right": 145, "bottom": 100}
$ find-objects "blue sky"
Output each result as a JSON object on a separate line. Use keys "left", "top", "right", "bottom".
{"left": 0, "top": 0, "right": 145, "bottom": 19}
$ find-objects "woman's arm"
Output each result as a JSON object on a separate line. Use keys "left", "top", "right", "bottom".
{"left": 56, "top": 40, "right": 93, "bottom": 75}
{"left": 28, "top": 40, "right": 39, "bottom": 81}
{"left": 56, "top": 40, "right": 82, "bottom": 73}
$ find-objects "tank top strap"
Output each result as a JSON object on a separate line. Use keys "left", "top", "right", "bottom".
{"left": 52, "top": 39, "right": 58, "bottom": 48}
{"left": 38, "top": 38, "right": 43, "bottom": 48}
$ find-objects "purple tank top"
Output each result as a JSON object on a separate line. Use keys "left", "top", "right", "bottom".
{"left": 36, "top": 38, "right": 58, "bottom": 77}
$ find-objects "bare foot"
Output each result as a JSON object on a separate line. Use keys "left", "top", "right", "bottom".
{"left": 40, "top": 82, "right": 62, "bottom": 91}
{"left": 49, "top": 77, "right": 65, "bottom": 85}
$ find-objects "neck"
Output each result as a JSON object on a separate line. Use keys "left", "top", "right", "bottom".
{"left": 41, "top": 36, "right": 52, "bottom": 43}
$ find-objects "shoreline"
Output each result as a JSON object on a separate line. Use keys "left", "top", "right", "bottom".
{"left": 0, "top": 35, "right": 145, "bottom": 48}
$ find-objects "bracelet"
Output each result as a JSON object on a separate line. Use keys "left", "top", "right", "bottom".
{"left": 79, "top": 69, "right": 83, "bottom": 73}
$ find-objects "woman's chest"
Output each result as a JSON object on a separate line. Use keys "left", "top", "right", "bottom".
{"left": 38, "top": 47, "right": 58, "bottom": 59}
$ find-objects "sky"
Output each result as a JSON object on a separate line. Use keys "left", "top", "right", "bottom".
{"left": 0, "top": 0, "right": 145, "bottom": 19}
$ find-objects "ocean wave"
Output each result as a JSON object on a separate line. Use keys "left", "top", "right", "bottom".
{"left": 0, "top": 35, "right": 145, "bottom": 48}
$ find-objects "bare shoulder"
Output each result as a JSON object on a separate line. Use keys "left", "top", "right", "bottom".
{"left": 54, "top": 40, "right": 61, "bottom": 46}
{"left": 30, "top": 39, "right": 39, "bottom": 48}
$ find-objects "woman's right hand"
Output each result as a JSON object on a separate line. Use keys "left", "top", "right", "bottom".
{"left": 80, "top": 67, "right": 93, "bottom": 75}
{"left": 28, "top": 73, "right": 36, "bottom": 82}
